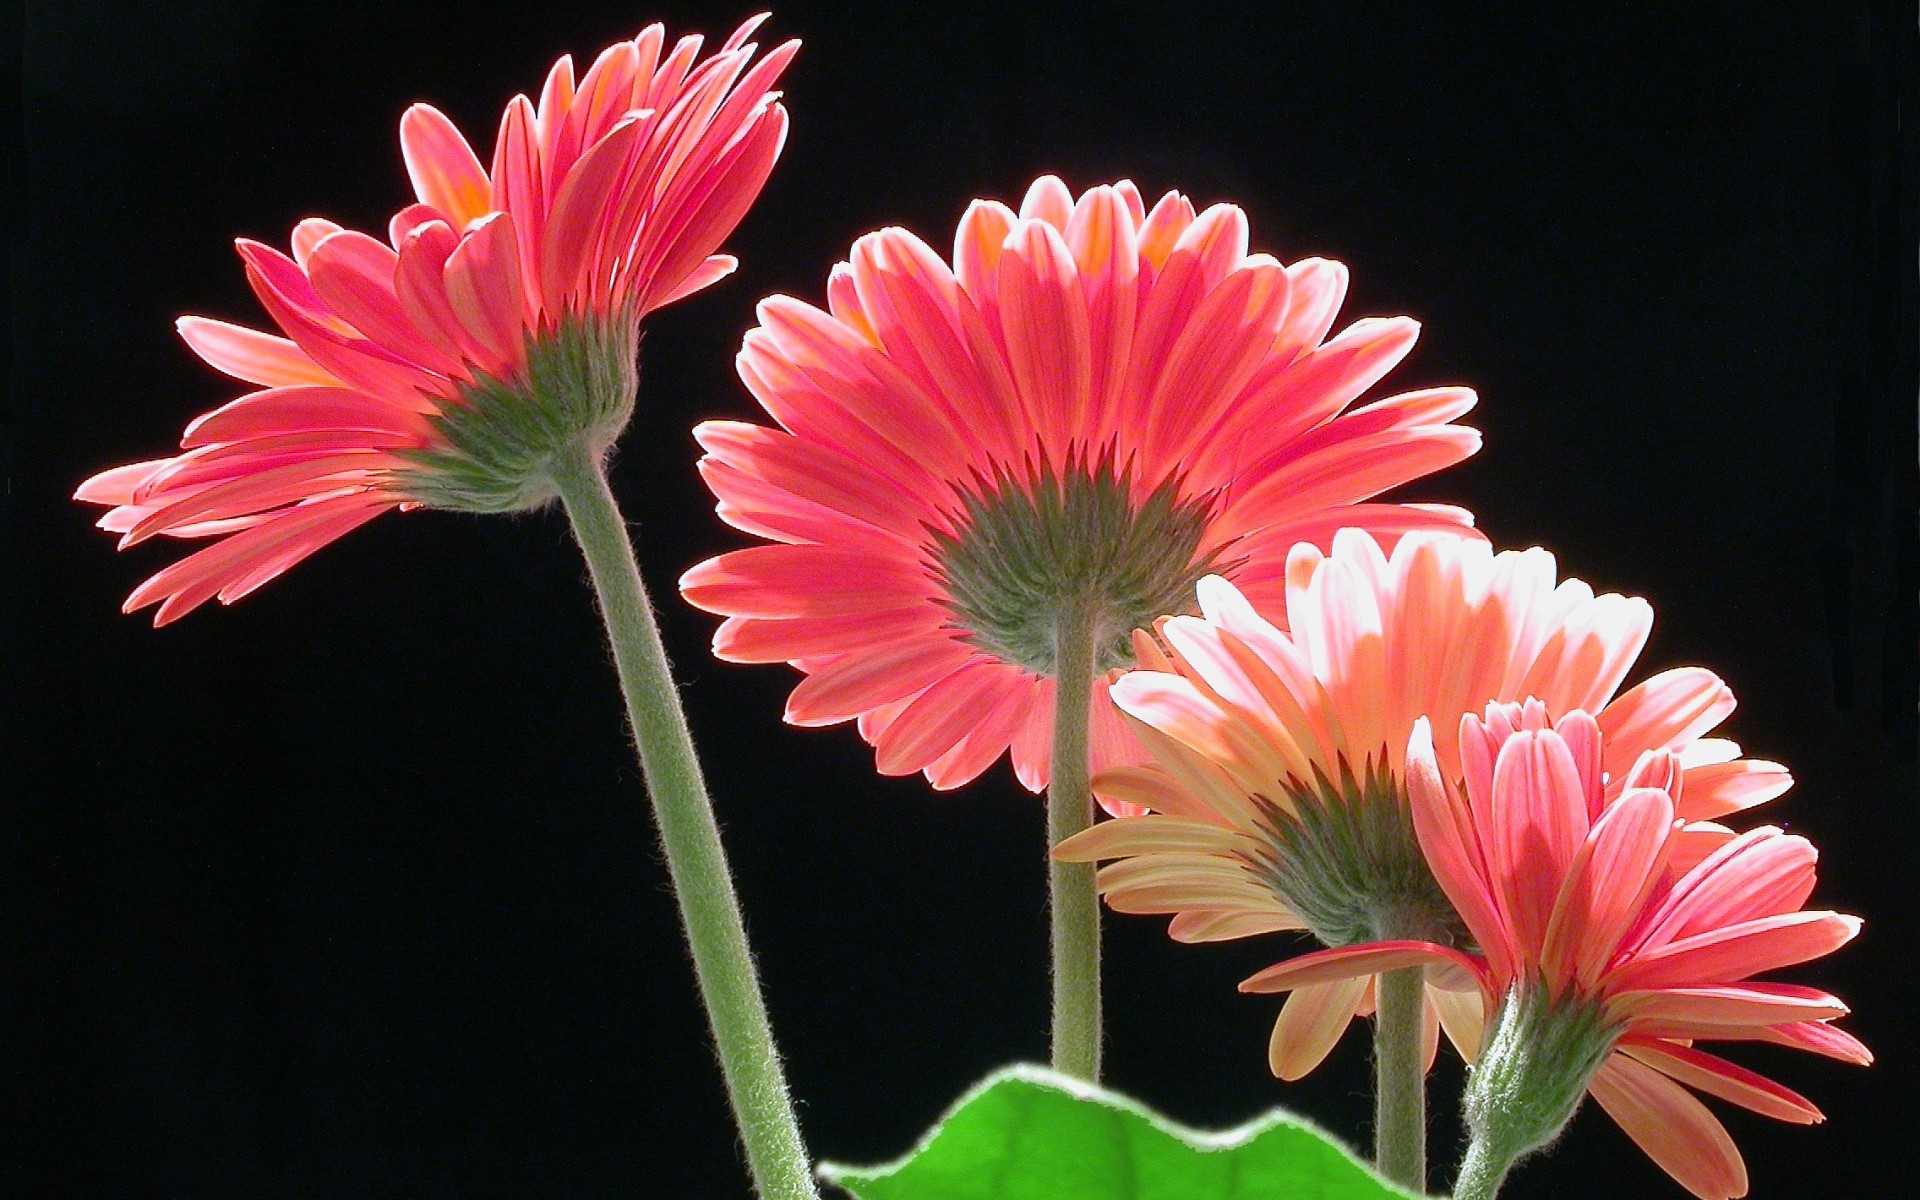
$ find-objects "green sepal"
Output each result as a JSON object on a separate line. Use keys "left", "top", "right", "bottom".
{"left": 1462, "top": 982, "right": 1618, "bottom": 1170}
{"left": 929, "top": 449, "right": 1225, "bottom": 675}
{"left": 818, "top": 1065, "right": 1418, "bottom": 1200}
{"left": 395, "top": 309, "right": 639, "bottom": 513}
{"left": 1253, "top": 755, "right": 1466, "bottom": 950}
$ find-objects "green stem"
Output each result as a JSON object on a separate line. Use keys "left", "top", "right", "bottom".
{"left": 1450, "top": 1137, "right": 1515, "bottom": 1200}
{"left": 1372, "top": 966, "right": 1427, "bottom": 1191}
{"left": 549, "top": 443, "right": 817, "bottom": 1200}
{"left": 1047, "top": 601, "right": 1101, "bottom": 1080}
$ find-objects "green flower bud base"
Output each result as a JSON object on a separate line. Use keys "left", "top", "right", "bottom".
{"left": 396, "top": 310, "right": 640, "bottom": 513}
{"left": 930, "top": 452, "right": 1224, "bottom": 676}
{"left": 1453, "top": 983, "right": 1619, "bottom": 1200}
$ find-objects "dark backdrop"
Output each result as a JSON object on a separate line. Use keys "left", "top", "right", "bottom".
{"left": 11, "top": 2, "right": 1918, "bottom": 1197}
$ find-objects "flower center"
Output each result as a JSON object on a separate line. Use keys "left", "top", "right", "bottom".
{"left": 395, "top": 310, "right": 639, "bottom": 514}
{"left": 928, "top": 455, "right": 1221, "bottom": 677}
{"left": 1247, "top": 755, "right": 1468, "bottom": 949}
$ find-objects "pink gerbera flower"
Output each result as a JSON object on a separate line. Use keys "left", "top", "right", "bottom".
{"left": 77, "top": 16, "right": 796, "bottom": 623}
{"left": 679, "top": 176, "right": 1482, "bottom": 793}
{"left": 1055, "top": 530, "right": 1790, "bottom": 1079}
{"left": 1241, "top": 706, "right": 1866, "bottom": 1200}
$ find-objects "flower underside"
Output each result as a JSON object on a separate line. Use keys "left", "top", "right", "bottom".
{"left": 396, "top": 309, "right": 640, "bottom": 513}
{"left": 929, "top": 455, "right": 1222, "bottom": 677}
{"left": 1250, "top": 755, "right": 1467, "bottom": 949}
{"left": 1466, "top": 982, "right": 1620, "bottom": 1164}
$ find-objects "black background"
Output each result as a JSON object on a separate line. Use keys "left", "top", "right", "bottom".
{"left": 11, "top": 2, "right": 1919, "bottom": 1197}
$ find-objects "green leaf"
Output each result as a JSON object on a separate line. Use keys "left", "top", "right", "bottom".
{"left": 819, "top": 1065, "right": 1418, "bottom": 1200}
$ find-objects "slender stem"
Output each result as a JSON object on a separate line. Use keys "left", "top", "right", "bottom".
{"left": 1372, "top": 966, "right": 1427, "bottom": 1191}
{"left": 1047, "top": 600, "right": 1101, "bottom": 1079}
{"left": 1451, "top": 1137, "right": 1516, "bottom": 1200}
{"left": 549, "top": 443, "right": 817, "bottom": 1200}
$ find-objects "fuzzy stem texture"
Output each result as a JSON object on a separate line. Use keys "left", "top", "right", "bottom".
{"left": 1450, "top": 1136, "right": 1517, "bottom": 1200}
{"left": 1372, "top": 966, "right": 1427, "bottom": 1191}
{"left": 1451, "top": 983, "right": 1616, "bottom": 1200}
{"left": 1047, "top": 600, "right": 1102, "bottom": 1080}
{"left": 550, "top": 442, "right": 817, "bottom": 1200}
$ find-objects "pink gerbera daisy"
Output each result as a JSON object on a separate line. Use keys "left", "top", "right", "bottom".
{"left": 77, "top": 16, "right": 796, "bottom": 624}
{"left": 1056, "top": 530, "right": 1790, "bottom": 1080}
{"left": 1240, "top": 706, "right": 1866, "bottom": 1200}
{"left": 678, "top": 175, "right": 1482, "bottom": 794}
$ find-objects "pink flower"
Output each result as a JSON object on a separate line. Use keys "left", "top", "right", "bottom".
{"left": 77, "top": 16, "right": 796, "bottom": 624}
{"left": 1241, "top": 706, "right": 1865, "bottom": 1200}
{"left": 1055, "top": 531, "right": 1791, "bottom": 1079}
{"left": 679, "top": 176, "right": 1481, "bottom": 794}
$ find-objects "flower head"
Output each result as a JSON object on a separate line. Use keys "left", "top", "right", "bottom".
{"left": 77, "top": 16, "right": 796, "bottom": 623}
{"left": 679, "top": 176, "right": 1482, "bottom": 794}
{"left": 1241, "top": 709, "right": 1865, "bottom": 1199}
{"left": 1055, "top": 530, "right": 1792, "bottom": 1079}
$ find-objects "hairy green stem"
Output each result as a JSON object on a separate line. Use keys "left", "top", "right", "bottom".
{"left": 1047, "top": 601, "right": 1101, "bottom": 1080}
{"left": 1450, "top": 1136, "right": 1515, "bottom": 1200}
{"left": 550, "top": 442, "right": 817, "bottom": 1200}
{"left": 1372, "top": 966, "right": 1427, "bottom": 1191}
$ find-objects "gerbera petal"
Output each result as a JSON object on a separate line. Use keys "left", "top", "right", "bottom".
{"left": 1610, "top": 984, "right": 1849, "bottom": 1030}
{"left": 1620, "top": 1039, "right": 1824, "bottom": 1124}
{"left": 398, "top": 103, "right": 493, "bottom": 230}
{"left": 1267, "top": 976, "right": 1369, "bottom": 1081}
{"left": 1542, "top": 785, "right": 1675, "bottom": 986}
{"left": 177, "top": 316, "right": 337, "bottom": 389}
{"left": 1599, "top": 668, "right": 1737, "bottom": 776}
{"left": 1634, "top": 827, "right": 1820, "bottom": 950}
{"left": 1052, "top": 814, "right": 1253, "bottom": 860}
{"left": 783, "top": 637, "right": 979, "bottom": 727}
{"left": 1588, "top": 1053, "right": 1748, "bottom": 1200}
{"left": 680, "top": 544, "right": 931, "bottom": 619}
{"left": 1607, "top": 910, "right": 1861, "bottom": 993}
{"left": 1239, "top": 941, "right": 1487, "bottom": 995}
{"left": 1166, "top": 908, "right": 1306, "bottom": 942}
{"left": 1675, "top": 758, "right": 1793, "bottom": 821}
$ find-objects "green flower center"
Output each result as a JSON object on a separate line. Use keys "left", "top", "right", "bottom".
{"left": 1247, "top": 755, "right": 1468, "bottom": 949}
{"left": 394, "top": 309, "right": 639, "bottom": 514}
{"left": 928, "top": 455, "right": 1222, "bottom": 677}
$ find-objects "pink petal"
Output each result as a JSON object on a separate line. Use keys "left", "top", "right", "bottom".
{"left": 1541, "top": 785, "right": 1675, "bottom": 988}
{"left": 181, "top": 386, "right": 430, "bottom": 448}
{"left": 783, "top": 637, "right": 978, "bottom": 727}
{"left": 1587, "top": 1053, "right": 1749, "bottom": 1200}
{"left": 997, "top": 218, "right": 1091, "bottom": 447}
{"left": 679, "top": 544, "right": 931, "bottom": 619}
{"left": 443, "top": 212, "right": 530, "bottom": 376}
{"left": 1611, "top": 983, "right": 1848, "bottom": 1030}
{"left": 710, "top": 606, "right": 944, "bottom": 664}
{"left": 306, "top": 230, "right": 462, "bottom": 375}
{"left": 399, "top": 104, "right": 493, "bottom": 229}
{"left": 1633, "top": 827, "right": 1819, "bottom": 950}
{"left": 177, "top": 317, "right": 336, "bottom": 388}
{"left": 1619, "top": 1039, "right": 1823, "bottom": 1124}
{"left": 1608, "top": 911, "right": 1861, "bottom": 993}
{"left": 1239, "top": 940, "right": 1488, "bottom": 996}
{"left": 1599, "top": 667, "right": 1736, "bottom": 775}
{"left": 1676, "top": 759, "right": 1793, "bottom": 822}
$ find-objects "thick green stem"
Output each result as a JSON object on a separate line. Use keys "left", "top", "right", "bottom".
{"left": 1450, "top": 1137, "right": 1515, "bottom": 1200}
{"left": 1047, "top": 601, "right": 1101, "bottom": 1080}
{"left": 1372, "top": 967, "right": 1427, "bottom": 1191}
{"left": 549, "top": 443, "right": 817, "bottom": 1200}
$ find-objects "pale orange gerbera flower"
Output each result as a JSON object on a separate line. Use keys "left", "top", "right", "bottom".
{"left": 679, "top": 176, "right": 1481, "bottom": 794}
{"left": 77, "top": 16, "right": 796, "bottom": 623}
{"left": 1055, "top": 530, "right": 1792, "bottom": 1079}
{"left": 1241, "top": 707, "right": 1866, "bottom": 1200}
